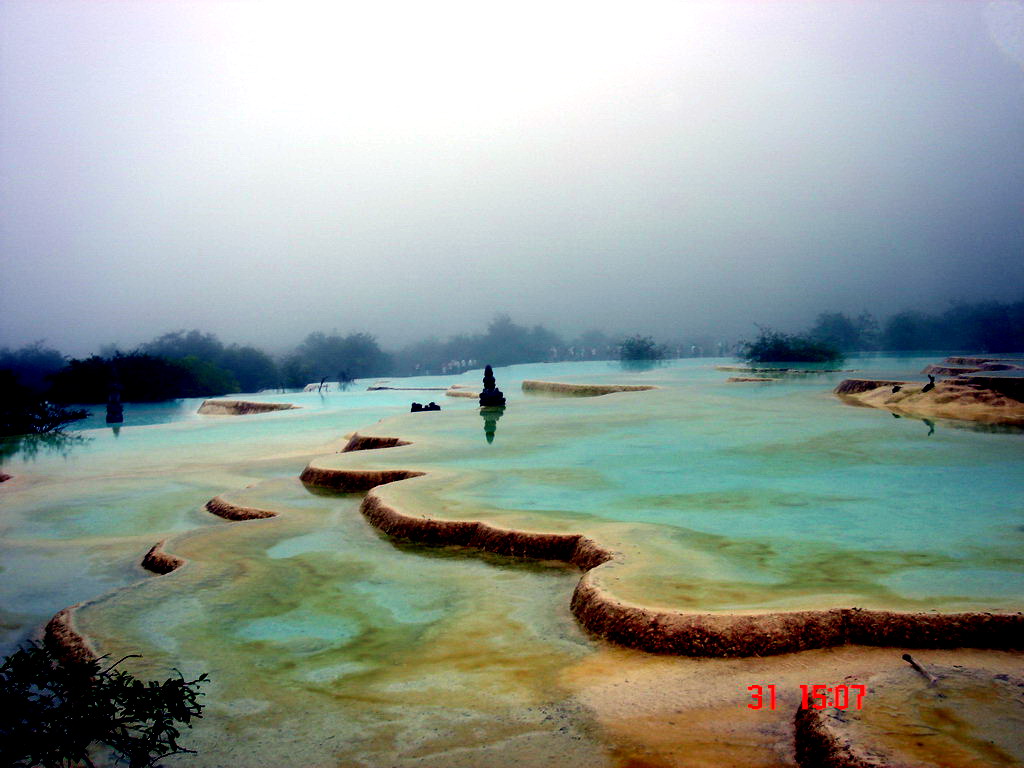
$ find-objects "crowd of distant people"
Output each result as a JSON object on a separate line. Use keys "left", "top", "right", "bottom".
{"left": 408, "top": 343, "right": 733, "bottom": 377}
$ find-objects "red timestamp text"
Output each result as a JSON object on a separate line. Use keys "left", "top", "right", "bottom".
{"left": 746, "top": 684, "right": 867, "bottom": 710}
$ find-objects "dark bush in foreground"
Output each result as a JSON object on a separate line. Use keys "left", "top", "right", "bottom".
{"left": 0, "top": 371, "right": 88, "bottom": 437}
{"left": 739, "top": 328, "right": 843, "bottom": 363}
{"left": 0, "top": 642, "right": 207, "bottom": 768}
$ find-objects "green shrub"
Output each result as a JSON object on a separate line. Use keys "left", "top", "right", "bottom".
{"left": 739, "top": 328, "right": 843, "bottom": 363}
{"left": 0, "top": 371, "right": 88, "bottom": 437}
{"left": 619, "top": 335, "right": 665, "bottom": 361}
{"left": 0, "top": 642, "right": 207, "bottom": 768}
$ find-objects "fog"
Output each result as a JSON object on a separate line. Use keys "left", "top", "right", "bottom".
{"left": 2, "top": 1, "right": 1022, "bottom": 356}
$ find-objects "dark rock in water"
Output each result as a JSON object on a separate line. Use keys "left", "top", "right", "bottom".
{"left": 106, "top": 385, "right": 123, "bottom": 424}
{"left": 425, "top": 402, "right": 441, "bottom": 411}
{"left": 410, "top": 402, "right": 423, "bottom": 412}
{"left": 479, "top": 364, "right": 507, "bottom": 407}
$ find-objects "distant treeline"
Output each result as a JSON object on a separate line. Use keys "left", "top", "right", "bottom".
{"left": 2, "top": 300, "right": 1021, "bottom": 411}
{"left": 804, "top": 299, "right": 1024, "bottom": 353}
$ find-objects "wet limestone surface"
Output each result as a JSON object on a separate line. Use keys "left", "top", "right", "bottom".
{"left": 73, "top": 480, "right": 608, "bottom": 767}
{"left": 797, "top": 664, "right": 1024, "bottom": 768}
{"left": 565, "top": 646, "right": 1024, "bottom": 768}
{"left": 852, "top": 667, "right": 1024, "bottom": 768}
{"left": 3, "top": 358, "right": 1023, "bottom": 765}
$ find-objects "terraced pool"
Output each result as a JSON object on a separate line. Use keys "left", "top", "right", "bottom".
{"left": 2, "top": 356, "right": 1021, "bottom": 766}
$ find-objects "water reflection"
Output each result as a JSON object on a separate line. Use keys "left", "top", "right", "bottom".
{"left": 481, "top": 406, "right": 505, "bottom": 444}
{"left": 885, "top": 412, "right": 1024, "bottom": 436}
{"left": 618, "top": 359, "right": 664, "bottom": 372}
{"left": 0, "top": 432, "right": 92, "bottom": 466}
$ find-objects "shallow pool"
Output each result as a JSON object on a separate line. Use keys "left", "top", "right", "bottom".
{"left": 1, "top": 355, "right": 1021, "bottom": 765}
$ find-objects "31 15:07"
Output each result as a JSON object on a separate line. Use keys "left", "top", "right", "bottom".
{"left": 747, "top": 684, "right": 867, "bottom": 710}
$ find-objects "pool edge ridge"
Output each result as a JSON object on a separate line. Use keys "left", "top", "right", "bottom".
{"left": 206, "top": 494, "right": 278, "bottom": 520}
{"left": 43, "top": 604, "right": 99, "bottom": 667}
{"left": 360, "top": 491, "right": 615, "bottom": 568}
{"left": 571, "top": 575, "right": 1024, "bottom": 657}
{"left": 141, "top": 538, "right": 187, "bottom": 574}
{"left": 301, "top": 433, "right": 1024, "bottom": 658}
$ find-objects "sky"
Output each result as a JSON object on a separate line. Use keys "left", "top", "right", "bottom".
{"left": 2, "top": 0, "right": 1023, "bottom": 356}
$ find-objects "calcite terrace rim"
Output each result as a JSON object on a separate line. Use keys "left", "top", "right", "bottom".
{"left": 44, "top": 493, "right": 279, "bottom": 665}
{"left": 521, "top": 380, "right": 659, "bottom": 396}
{"left": 42, "top": 395, "right": 1024, "bottom": 666}
{"left": 196, "top": 399, "right": 299, "bottom": 416}
{"left": 300, "top": 434, "right": 1023, "bottom": 658}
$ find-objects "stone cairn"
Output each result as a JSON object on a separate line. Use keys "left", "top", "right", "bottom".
{"left": 479, "top": 365, "right": 506, "bottom": 407}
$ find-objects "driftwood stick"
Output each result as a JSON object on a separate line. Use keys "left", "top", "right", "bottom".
{"left": 902, "top": 653, "right": 939, "bottom": 687}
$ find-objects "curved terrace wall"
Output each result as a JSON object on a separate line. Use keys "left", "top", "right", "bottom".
{"left": 301, "top": 442, "right": 1023, "bottom": 658}
{"left": 44, "top": 606, "right": 97, "bottom": 666}
{"left": 205, "top": 495, "right": 278, "bottom": 520}
{"left": 141, "top": 539, "right": 186, "bottom": 574}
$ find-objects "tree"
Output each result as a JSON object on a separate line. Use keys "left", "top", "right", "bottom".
{"left": 619, "top": 335, "right": 665, "bottom": 361}
{"left": 809, "top": 313, "right": 860, "bottom": 352}
{"left": 293, "top": 332, "right": 391, "bottom": 381}
{"left": 0, "top": 371, "right": 88, "bottom": 437}
{"left": 218, "top": 345, "right": 278, "bottom": 392}
{"left": 478, "top": 315, "right": 565, "bottom": 367}
{"left": 739, "top": 327, "right": 842, "bottom": 363}
{"left": 279, "top": 354, "right": 314, "bottom": 389}
{"left": 881, "top": 311, "right": 939, "bottom": 351}
{"left": 176, "top": 356, "right": 239, "bottom": 396}
{"left": 140, "top": 330, "right": 224, "bottom": 363}
{"left": 809, "top": 311, "right": 879, "bottom": 352}
{"left": 47, "top": 353, "right": 236, "bottom": 404}
{"left": 0, "top": 642, "right": 207, "bottom": 768}
{"left": 0, "top": 342, "right": 67, "bottom": 393}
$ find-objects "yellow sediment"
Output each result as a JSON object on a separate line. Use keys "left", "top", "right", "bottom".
{"left": 196, "top": 399, "right": 297, "bottom": 415}
{"left": 522, "top": 380, "right": 658, "bottom": 396}
{"left": 446, "top": 388, "right": 479, "bottom": 398}
{"left": 793, "top": 665, "right": 1024, "bottom": 768}
{"left": 835, "top": 379, "right": 1024, "bottom": 426}
{"left": 565, "top": 646, "right": 1024, "bottom": 768}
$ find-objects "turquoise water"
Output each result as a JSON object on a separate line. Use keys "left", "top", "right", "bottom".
{"left": 3, "top": 356, "right": 1022, "bottom": 630}
{"left": 402, "top": 357, "right": 1024, "bottom": 609}
{"left": 1, "top": 356, "right": 1021, "bottom": 764}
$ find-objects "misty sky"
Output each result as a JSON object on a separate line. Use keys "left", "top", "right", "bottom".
{"left": 2, "top": 1, "right": 1023, "bottom": 356}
